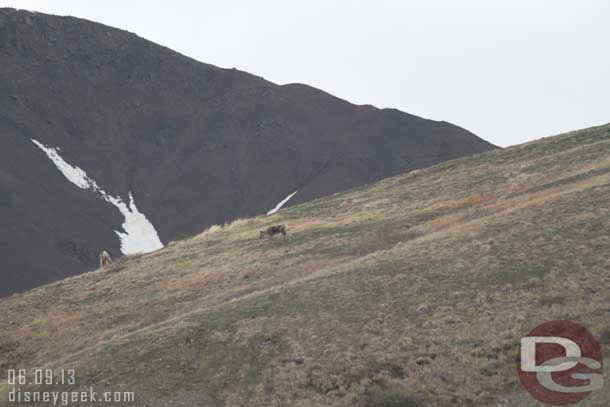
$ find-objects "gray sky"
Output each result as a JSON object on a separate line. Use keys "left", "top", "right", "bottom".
{"left": 3, "top": 0, "right": 609, "bottom": 147}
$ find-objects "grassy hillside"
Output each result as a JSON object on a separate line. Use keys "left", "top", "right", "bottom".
{"left": 1, "top": 124, "right": 610, "bottom": 407}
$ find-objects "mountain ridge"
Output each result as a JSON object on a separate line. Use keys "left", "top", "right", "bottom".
{"left": 0, "top": 123, "right": 608, "bottom": 406}
{"left": 0, "top": 7, "right": 495, "bottom": 297}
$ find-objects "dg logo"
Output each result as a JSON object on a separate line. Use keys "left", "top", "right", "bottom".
{"left": 516, "top": 320, "right": 604, "bottom": 406}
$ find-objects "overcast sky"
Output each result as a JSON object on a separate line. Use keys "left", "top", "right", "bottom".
{"left": 2, "top": 0, "right": 609, "bottom": 147}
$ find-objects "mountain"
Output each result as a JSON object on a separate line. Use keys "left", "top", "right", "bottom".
{"left": 0, "top": 7, "right": 495, "bottom": 297}
{"left": 1, "top": 124, "right": 608, "bottom": 406}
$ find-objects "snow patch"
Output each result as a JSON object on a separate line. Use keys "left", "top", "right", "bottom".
{"left": 31, "top": 139, "right": 164, "bottom": 255}
{"left": 267, "top": 190, "right": 298, "bottom": 215}
{"left": 31, "top": 140, "right": 96, "bottom": 190}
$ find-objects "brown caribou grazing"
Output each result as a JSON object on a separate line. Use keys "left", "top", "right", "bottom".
{"left": 99, "top": 250, "right": 113, "bottom": 268}
{"left": 259, "top": 224, "right": 287, "bottom": 239}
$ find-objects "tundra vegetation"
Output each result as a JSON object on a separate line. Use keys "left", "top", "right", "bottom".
{"left": 1, "top": 124, "right": 609, "bottom": 406}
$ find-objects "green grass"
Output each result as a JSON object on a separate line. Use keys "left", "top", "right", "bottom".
{"left": 1, "top": 123, "right": 610, "bottom": 407}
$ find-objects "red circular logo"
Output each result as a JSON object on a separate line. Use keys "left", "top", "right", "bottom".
{"left": 516, "top": 320, "right": 604, "bottom": 405}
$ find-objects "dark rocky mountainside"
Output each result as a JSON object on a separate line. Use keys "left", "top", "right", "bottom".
{"left": 1, "top": 125, "right": 608, "bottom": 407}
{"left": 0, "top": 8, "right": 496, "bottom": 296}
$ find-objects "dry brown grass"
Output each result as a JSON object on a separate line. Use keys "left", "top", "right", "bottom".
{"left": 1, "top": 124, "right": 610, "bottom": 406}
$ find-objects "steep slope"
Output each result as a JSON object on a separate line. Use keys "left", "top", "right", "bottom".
{"left": 1, "top": 124, "right": 608, "bottom": 407}
{"left": 0, "top": 8, "right": 495, "bottom": 297}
